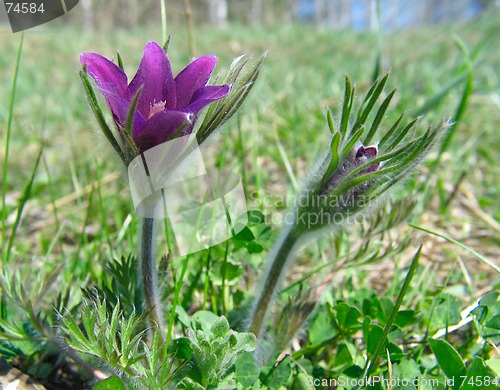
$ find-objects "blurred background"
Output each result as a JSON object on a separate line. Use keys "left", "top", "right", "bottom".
{"left": 1, "top": 0, "right": 499, "bottom": 31}
{"left": 0, "top": 1, "right": 498, "bottom": 291}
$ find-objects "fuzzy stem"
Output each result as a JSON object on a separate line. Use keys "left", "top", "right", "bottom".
{"left": 248, "top": 224, "right": 302, "bottom": 339}
{"left": 140, "top": 216, "right": 164, "bottom": 342}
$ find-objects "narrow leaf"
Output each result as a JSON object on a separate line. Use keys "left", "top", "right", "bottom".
{"left": 364, "top": 89, "right": 396, "bottom": 145}
{"left": 409, "top": 224, "right": 499, "bottom": 273}
{"left": 378, "top": 112, "right": 405, "bottom": 148}
{"left": 353, "top": 74, "right": 389, "bottom": 132}
{"left": 340, "top": 76, "right": 354, "bottom": 137}
{"left": 5, "top": 148, "right": 43, "bottom": 266}
{"left": 326, "top": 109, "right": 335, "bottom": 134}
{"left": 80, "top": 70, "right": 126, "bottom": 163}
{"left": 385, "top": 117, "right": 419, "bottom": 150}
{"left": 362, "top": 246, "right": 422, "bottom": 381}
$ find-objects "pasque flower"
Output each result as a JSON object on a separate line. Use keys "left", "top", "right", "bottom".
{"left": 80, "top": 41, "right": 263, "bottom": 345}
{"left": 81, "top": 41, "right": 229, "bottom": 153}
{"left": 248, "top": 75, "right": 445, "bottom": 349}
{"left": 319, "top": 145, "right": 380, "bottom": 197}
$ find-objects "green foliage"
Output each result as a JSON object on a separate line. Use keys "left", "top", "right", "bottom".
{"left": 174, "top": 316, "right": 257, "bottom": 389}
{"left": 59, "top": 292, "right": 256, "bottom": 389}
{"left": 85, "top": 255, "right": 143, "bottom": 317}
{"left": 60, "top": 293, "right": 147, "bottom": 376}
{"left": 430, "top": 338, "right": 467, "bottom": 387}
{"left": 295, "top": 74, "right": 444, "bottom": 234}
{"left": 0, "top": 266, "right": 83, "bottom": 382}
{"left": 1, "top": 14, "right": 499, "bottom": 389}
{"left": 94, "top": 376, "right": 127, "bottom": 390}
{"left": 80, "top": 69, "right": 130, "bottom": 164}
{"left": 235, "top": 352, "right": 260, "bottom": 388}
{"left": 472, "top": 292, "right": 500, "bottom": 344}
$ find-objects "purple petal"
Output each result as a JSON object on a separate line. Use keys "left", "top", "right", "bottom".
{"left": 356, "top": 146, "right": 378, "bottom": 159}
{"left": 126, "top": 42, "right": 176, "bottom": 118}
{"left": 81, "top": 52, "right": 128, "bottom": 97}
{"left": 175, "top": 55, "right": 218, "bottom": 110}
{"left": 81, "top": 52, "right": 129, "bottom": 118}
{"left": 92, "top": 88, "right": 146, "bottom": 137}
{"left": 98, "top": 89, "right": 130, "bottom": 123}
{"left": 184, "top": 85, "right": 229, "bottom": 114}
{"left": 355, "top": 146, "right": 379, "bottom": 173}
{"left": 360, "top": 162, "right": 380, "bottom": 174}
{"left": 132, "top": 111, "right": 191, "bottom": 152}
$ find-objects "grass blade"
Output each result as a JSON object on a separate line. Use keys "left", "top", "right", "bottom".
{"left": 360, "top": 246, "right": 422, "bottom": 385}
{"left": 438, "top": 37, "right": 474, "bottom": 157}
{"left": 4, "top": 148, "right": 43, "bottom": 267}
{"left": 414, "top": 73, "right": 466, "bottom": 117}
{"left": 409, "top": 224, "right": 499, "bottom": 273}
{"left": 2, "top": 33, "right": 24, "bottom": 269}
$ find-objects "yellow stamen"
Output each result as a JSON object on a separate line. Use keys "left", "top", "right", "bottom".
{"left": 149, "top": 100, "right": 167, "bottom": 119}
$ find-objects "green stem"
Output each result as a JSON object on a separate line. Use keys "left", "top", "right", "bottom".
{"left": 167, "top": 252, "right": 191, "bottom": 343}
{"left": 248, "top": 224, "right": 301, "bottom": 339}
{"left": 160, "top": 0, "right": 168, "bottom": 44}
{"left": 182, "top": 0, "right": 196, "bottom": 56}
{"left": 140, "top": 217, "right": 164, "bottom": 342}
{"left": 221, "top": 240, "right": 229, "bottom": 316}
{"left": 202, "top": 249, "right": 211, "bottom": 311}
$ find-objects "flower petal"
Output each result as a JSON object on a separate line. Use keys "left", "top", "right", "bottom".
{"left": 355, "top": 146, "right": 380, "bottom": 173}
{"left": 98, "top": 89, "right": 130, "bottom": 124}
{"left": 175, "top": 55, "right": 218, "bottom": 110}
{"left": 81, "top": 52, "right": 128, "bottom": 96}
{"left": 185, "top": 85, "right": 229, "bottom": 114}
{"left": 92, "top": 88, "right": 145, "bottom": 134}
{"left": 126, "top": 42, "right": 176, "bottom": 117}
{"left": 81, "top": 52, "right": 129, "bottom": 119}
{"left": 132, "top": 111, "right": 191, "bottom": 152}
{"left": 356, "top": 146, "right": 378, "bottom": 159}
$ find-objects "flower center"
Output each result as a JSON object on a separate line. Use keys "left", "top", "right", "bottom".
{"left": 148, "top": 100, "right": 167, "bottom": 119}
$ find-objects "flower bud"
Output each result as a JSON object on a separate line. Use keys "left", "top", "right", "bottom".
{"left": 294, "top": 143, "right": 383, "bottom": 233}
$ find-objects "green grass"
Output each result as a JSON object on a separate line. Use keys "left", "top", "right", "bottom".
{"left": 0, "top": 12, "right": 499, "bottom": 388}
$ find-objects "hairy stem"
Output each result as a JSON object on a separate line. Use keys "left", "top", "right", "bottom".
{"left": 140, "top": 217, "right": 164, "bottom": 342}
{"left": 248, "top": 224, "right": 301, "bottom": 339}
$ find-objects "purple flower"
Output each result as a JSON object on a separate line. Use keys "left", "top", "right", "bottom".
{"left": 320, "top": 144, "right": 380, "bottom": 196}
{"left": 355, "top": 146, "right": 380, "bottom": 174}
{"left": 81, "top": 41, "right": 229, "bottom": 153}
